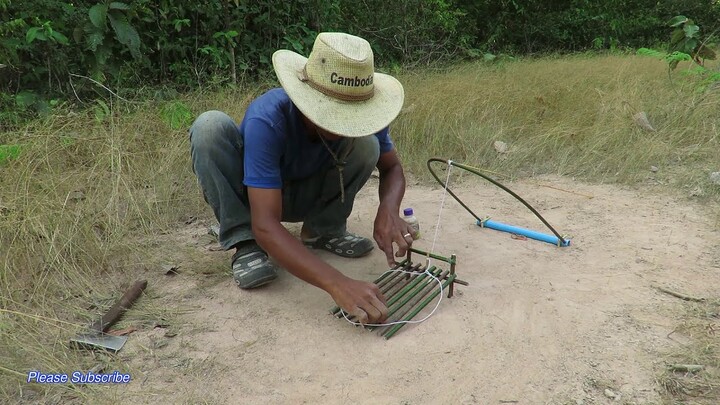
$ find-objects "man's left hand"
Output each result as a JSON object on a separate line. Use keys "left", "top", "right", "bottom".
{"left": 373, "top": 204, "right": 416, "bottom": 267}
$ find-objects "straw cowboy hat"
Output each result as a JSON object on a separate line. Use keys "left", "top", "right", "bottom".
{"left": 272, "top": 32, "right": 405, "bottom": 138}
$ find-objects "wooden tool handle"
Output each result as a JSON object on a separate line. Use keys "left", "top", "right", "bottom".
{"left": 90, "top": 280, "right": 147, "bottom": 332}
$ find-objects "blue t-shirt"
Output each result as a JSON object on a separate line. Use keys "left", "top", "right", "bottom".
{"left": 238, "top": 88, "right": 394, "bottom": 189}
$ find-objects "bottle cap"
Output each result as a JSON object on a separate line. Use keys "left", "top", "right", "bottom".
{"left": 403, "top": 208, "right": 414, "bottom": 216}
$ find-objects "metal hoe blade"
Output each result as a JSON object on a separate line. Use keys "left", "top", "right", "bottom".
{"left": 70, "top": 333, "right": 128, "bottom": 353}
{"left": 70, "top": 280, "right": 147, "bottom": 353}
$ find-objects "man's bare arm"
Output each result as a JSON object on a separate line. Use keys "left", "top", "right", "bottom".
{"left": 247, "top": 187, "right": 388, "bottom": 324}
{"left": 373, "top": 149, "right": 415, "bottom": 266}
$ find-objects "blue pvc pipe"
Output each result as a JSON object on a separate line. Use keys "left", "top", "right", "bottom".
{"left": 477, "top": 219, "right": 571, "bottom": 247}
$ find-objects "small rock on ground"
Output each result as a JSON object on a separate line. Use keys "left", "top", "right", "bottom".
{"left": 710, "top": 171, "right": 720, "bottom": 185}
{"left": 493, "top": 140, "right": 508, "bottom": 154}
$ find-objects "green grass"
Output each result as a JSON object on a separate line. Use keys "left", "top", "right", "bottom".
{"left": 1, "top": 53, "right": 719, "bottom": 403}
{"left": 0, "top": 144, "right": 22, "bottom": 164}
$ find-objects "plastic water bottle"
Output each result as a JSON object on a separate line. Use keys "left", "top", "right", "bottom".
{"left": 403, "top": 208, "right": 420, "bottom": 239}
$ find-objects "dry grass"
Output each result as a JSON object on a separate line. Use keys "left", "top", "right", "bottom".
{"left": 657, "top": 299, "right": 720, "bottom": 404}
{"left": 0, "top": 54, "right": 718, "bottom": 403}
{"left": 0, "top": 88, "right": 260, "bottom": 402}
{"left": 394, "top": 54, "right": 720, "bottom": 203}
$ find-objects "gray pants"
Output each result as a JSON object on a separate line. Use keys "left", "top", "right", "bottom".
{"left": 189, "top": 110, "right": 379, "bottom": 252}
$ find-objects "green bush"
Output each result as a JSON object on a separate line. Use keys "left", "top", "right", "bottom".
{"left": 1, "top": 0, "right": 720, "bottom": 126}
{"left": 457, "top": 0, "right": 720, "bottom": 53}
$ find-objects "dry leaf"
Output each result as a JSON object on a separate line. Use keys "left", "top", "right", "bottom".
{"left": 400, "top": 103, "right": 417, "bottom": 114}
{"left": 68, "top": 190, "right": 85, "bottom": 201}
{"left": 493, "top": 140, "right": 508, "bottom": 154}
{"left": 633, "top": 112, "right": 656, "bottom": 132}
{"left": 161, "top": 264, "right": 180, "bottom": 275}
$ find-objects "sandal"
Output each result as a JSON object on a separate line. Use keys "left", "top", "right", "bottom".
{"left": 231, "top": 250, "right": 278, "bottom": 289}
{"left": 303, "top": 233, "right": 374, "bottom": 258}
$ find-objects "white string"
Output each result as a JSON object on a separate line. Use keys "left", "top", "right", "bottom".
{"left": 427, "top": 160, "right": 454, "bottom": 267}
{"left": 340, "top": 159, "right": 454, "bottom": 327}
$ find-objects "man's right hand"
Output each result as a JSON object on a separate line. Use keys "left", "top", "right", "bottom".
{"left": 328, "top": 276, "right": 388, "bottom": 325}
{"left": 248, "top": 187, "right": 388, "bottom": 323}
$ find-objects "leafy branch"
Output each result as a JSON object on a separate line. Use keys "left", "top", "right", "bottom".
{"left": 668, "top": 15, "right": 716, "bottom": 70}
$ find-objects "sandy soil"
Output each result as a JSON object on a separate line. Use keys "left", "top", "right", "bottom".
{"left": 111, "top": 174, "right": 719, "bottom": 404}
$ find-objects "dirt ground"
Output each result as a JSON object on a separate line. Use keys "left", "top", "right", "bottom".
{"left": 110, "top": 174, "right": 719, "bottom": 404}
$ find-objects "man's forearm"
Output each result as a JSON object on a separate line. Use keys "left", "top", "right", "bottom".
{"left": 378, "top": 162, "right": 406, "bottom": 212}
{"left": 253, "top": 220, "right": 387, "bottom": 322}
{"left": 253, "top": 221, "right": 347, "bottom": 292}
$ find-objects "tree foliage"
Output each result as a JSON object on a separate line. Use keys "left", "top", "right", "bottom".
{"left": 0, "top": 0, "right": 719, "bottom": 119}
{"left": 667, "top": 15, "right": 717, "bottom": 68}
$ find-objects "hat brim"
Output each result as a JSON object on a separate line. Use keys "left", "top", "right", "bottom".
{"left": 272, "top": 50, "right": 405, "bottom": 138}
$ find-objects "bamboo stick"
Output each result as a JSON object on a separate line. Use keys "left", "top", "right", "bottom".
{"left": 329, "top": 260, "right": 409, "bottom": 315}
{"left": 377, "top": 259, "right": 411, "bottom": 286}
{"left": 338, "top": 263, "right": 425, "bottom": 322}
{"left": 334, "top": 263, "right": 421, "bottom": 319}
{"left": 380, "top": 263, "right": 423, "bottom": 299}
{"left": 409, "top": 248, "right": 456, "bottom": 265}
{"left": 371, "top": 269, "right": 447, "bottom": 334}
{"left": 385, "top": 266, "right": 436, "bottom": 308}
{"left": 386, "top": 267, "right": 443, "bottom": 318}
{"left": 383, "top": 274, "right": 456, "bottom": 339}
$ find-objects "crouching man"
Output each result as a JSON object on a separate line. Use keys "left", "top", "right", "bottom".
{"left": 190, "top": 32, "right": 417, "bottom": 324}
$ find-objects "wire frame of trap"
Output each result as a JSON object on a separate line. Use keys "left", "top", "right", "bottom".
{"left": 330, "top": 247, "right": 468, "bottom": 339}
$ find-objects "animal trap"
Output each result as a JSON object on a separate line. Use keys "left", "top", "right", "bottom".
{"left": 330, "top": 248, "right": 467, "bottom": 339}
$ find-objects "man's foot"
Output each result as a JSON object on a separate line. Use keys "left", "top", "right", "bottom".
{"left": 302, "top": 232, "right": 374, "bottom": 258}
{"left": 231, "top": 250, "right": 278, "bottom": 289}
